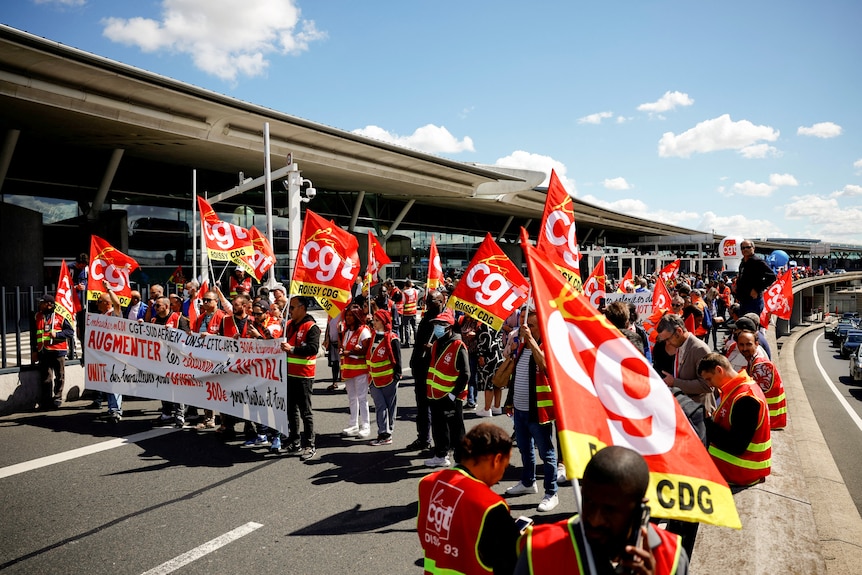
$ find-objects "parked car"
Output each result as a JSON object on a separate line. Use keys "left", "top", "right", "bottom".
{"left": 851, "top": 348, "right": 862, "bottom": 383}
{"left": 840, "top": 330, "right": 862, "bottom": 359}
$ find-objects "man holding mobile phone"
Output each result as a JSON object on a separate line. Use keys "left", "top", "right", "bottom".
{"left": 515, "top": 446, "right": 689, "bottom": 575}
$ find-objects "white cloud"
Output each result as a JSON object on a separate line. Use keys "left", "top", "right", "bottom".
{"left": 784, "top": 194, "right": 838, "bottom": 222}
{"left": 854, "top": 158, "right": 862, "bottom": 171}
{"left": 657, "top": 114, "right": 779, "bottom": 158}
{"left": 616, "top": 116, "right": 628, "bottom": 124}
{"left": 830, "top": 184, "right": 862, "bottom": 198}
{"left": 730, "top": 180, "right": 776, "bottom": 197}
{"left": 580, "top": 195, "right": 698, "bottom": 227}
{"left": 637, "top": 91, "right": 694, "bottom": 114}
{"left": 578, "top": 111, "right": 613, "bottom": 125}
{"left": 769, "top": 173, "right": 798, "bottom": 187}
{"left": 101, "top": 0, "right": 325, "bottom": 81}
{"left": 797, "top": 122, "right": 842, "bottom": 138}
{"left": 603, "top": 177, "right": 632, "bottom": 191}
{"left": 352, "top": 124, "right": 474, "bottom": 154}
{"left": 494, "top": 151, "right": 576, "bottom": 193}
{"left": 697, "top": 212, "right": 785, "bottom": 239}
{"left": 739, "top": 144, "right": 780, "bottom": 159}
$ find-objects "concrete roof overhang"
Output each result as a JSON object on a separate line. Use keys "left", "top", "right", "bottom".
{"left": 0, "top": 24, "right": 820, "bottom": 257}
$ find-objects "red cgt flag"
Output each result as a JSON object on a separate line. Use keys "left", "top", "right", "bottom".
{"left": 197, "top": 196, "right": 254, "bottom": 270}
{"left": 87, "top": 235, "right": 139, "bottom": 306}
{"left": 763, "top": 269, "right": 793, "bottom": 321}
{"left": 242, "top": 226, "right": 276, "bottom": 282}
{"left": 536, "top": 169, "right": 582, "bottom": 290}
{"left": 448, "top": 233, "right": 529, "bottom": 331}
{"left": 652, "top": 277, "right": 673, "bottom": 313}
{"left": 363, "top": 231, "right": 392, "bottom": 294}
{"left": 426, "top": 236, "right": 443, "bottom": 292}
{"left": 583, "top": 256, "right": 606, "bottom": 308}
{"left": 521, "top": 231, "right": 741, "bottom": 528}
{"left": 617, "top": 268, "right": 633, "bottom": 293}
{"left": 290, "top": 210, "right": 360, "bottom": 318}
{"left": 55, "top": 259, "right": 79, "bottom": 327}
{"left": 659, "top": 259, "right": 681, "bottom": 287}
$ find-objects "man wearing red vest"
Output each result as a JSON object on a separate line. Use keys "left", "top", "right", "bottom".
{"left": 516, "top": 446, "right": 689, "bottom": 575}
{"left": 400, "top": 279, "right": 420, "bottom": 347}
{"left": 735, "top": 331, "right": 787, "bottom": 429}
{"left": 148, "top": 296, "right": 191, "bottom": 427}
{"left": 191, "top": 289, "right": 229, "bottom": 430}
{"left": 698, "top": 352, "right": 772, "bottom": 486}
{"left": 31, "top": 294, "right": 75, "bottom": 410}
{"left": 424, "top": 307, "right": 469, "bottom": 468}
{"left": 279, "top": 296, "right": 321, "bottom": 461}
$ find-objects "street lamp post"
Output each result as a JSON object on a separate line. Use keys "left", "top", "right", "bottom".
{"left": 283, "top": 155, "right": 316, "bottom": 283}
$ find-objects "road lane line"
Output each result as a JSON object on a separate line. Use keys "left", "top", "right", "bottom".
{"left": 140, "top": 522, "right": 263, "bottom": 575}
{"left": 812, "top": 333, "right": 862, "bottom": 432}
{"left": 0, "top": 427, "right": 179, "bottom": 480}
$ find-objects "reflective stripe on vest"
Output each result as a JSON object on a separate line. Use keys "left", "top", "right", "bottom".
{"left": 36, "top": 313, "right": 68, "bottom": 352}
{"left": 286, "top": 319, "right": 316, "bottom": 378}
{"left": 341, "top": 326, "right": 370, "bottom": 378}
{"left": 367, "top": 334, "right": 397, "bottom": 387}
{"left": 709, "top": 373, "right": 772, "bottom": 485}
{"left": 749, "top": 357, "right": 787, "bottom": 429}
{"left": 403, "top": 289, "right": 418, "bottom": 315}
{"left": 426, "top": 339, "right": 466, "bottom": 400}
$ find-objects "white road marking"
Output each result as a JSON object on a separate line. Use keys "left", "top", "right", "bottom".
{"left": 812, "top": 333, "right": 862, "bottom": 432}
{"left": 0, "top": 427, "right": 179, "bottom": 480}
{"left": 140, "top": 522, "right": 263, "bottom": 575}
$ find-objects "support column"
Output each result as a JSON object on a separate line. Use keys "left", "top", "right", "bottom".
{"left": 88, "top": 148, "right": 124, "bottom": 221}
{"left": 0, "top": 129, "right": 20, "bottom": 193}
{"left": 383, "top": 200, "right": 415, "bottom": 242}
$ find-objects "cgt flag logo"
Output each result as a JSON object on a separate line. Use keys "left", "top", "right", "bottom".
{"left": 448, "top": 233, "right": 529, "bottom": 331}
{"left": 521, "top": 232, "right": 741, "bottom": 529}
{"left": 763, "top": 269, "right": 793, "bottom": 321}
{"left": 87, "top": 235, "right": 139, "bottom": 306}
{"left": 427, "top": 236, "right": 443, "bottom": 292}
{"left": 583, "top": 256, "right": 606, "bottom": 308}
{"left": 290, "top": 210, "right": 359, "bottom": 318}
{"left": 425, "top": 480, "right": 464, "bottom": 540}
{"left": 536, "top": 169, "right": 582, "bottom": 291}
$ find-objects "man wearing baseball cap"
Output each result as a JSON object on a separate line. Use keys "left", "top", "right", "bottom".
{"left": 31, "top": 294, "right": 75, "bottom": 409}
{"left": 424, "top": 307, "right": 470, "bottom": 468}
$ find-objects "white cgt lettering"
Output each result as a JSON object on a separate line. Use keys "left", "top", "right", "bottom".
{"left": 544, "top": 209, "right": 580, "bottom": 268}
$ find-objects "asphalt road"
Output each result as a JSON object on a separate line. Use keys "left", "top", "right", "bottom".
{"left": 795, "top": 328, "right": 862, "bottom": 514}
{"left": 0, "top": 349, "right": 577, "bottom": 575}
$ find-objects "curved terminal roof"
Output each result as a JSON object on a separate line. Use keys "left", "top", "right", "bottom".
{"left": 0, "top": 24, "right": 847, "bottom": 258}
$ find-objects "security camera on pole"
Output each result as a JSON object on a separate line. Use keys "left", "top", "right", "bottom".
{"left": 283, "top": 153, "right": 316, "bottom": 283}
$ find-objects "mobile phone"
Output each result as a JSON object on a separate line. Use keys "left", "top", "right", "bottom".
{"left": 627, "top": 503, "right": 651, "bottom": 551}
{"left": 514, "top": 515, "right": 534, "bottom": 533}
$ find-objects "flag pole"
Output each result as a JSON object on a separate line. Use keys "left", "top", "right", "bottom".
{"left": 192, "top": 169, "right": 197, "bottom": 284}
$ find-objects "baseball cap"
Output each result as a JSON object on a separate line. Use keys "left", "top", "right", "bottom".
{"left": 431, "top": 308, "right": 455, "bottom": 325}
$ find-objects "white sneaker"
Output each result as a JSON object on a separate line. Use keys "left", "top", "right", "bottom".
{"left": 424, "top": 455, "right": 451, "bottom": 468}
{"left": 341, "top": 425, "right": 360, "bottom": 437}
{"left": 491, "top": 406, "right": 503, "bottom": 416}
{"left": 506, "top": 482, "right": 538, "bottom": 496}
{"left": 475, "top": 408, "right": 493, "bottom": 417}
{"left": 557, "top": 463, "right": 568, "bottom": 484}
{"left": 538, "top": 493, "right": 559, "bottom": 512}
{"left": 357, "top": 426, "right": 371, "bottom": 438}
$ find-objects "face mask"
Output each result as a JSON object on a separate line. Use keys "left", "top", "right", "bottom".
{"left": 433, "top": 325, "right": 447, "bottom": 339}
{"left": 183, "top": 289, "right": 189, "bottom": 298}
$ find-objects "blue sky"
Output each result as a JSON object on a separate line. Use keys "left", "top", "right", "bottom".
{"left": 4, "top": 0, "right": 862, "bottom": 245}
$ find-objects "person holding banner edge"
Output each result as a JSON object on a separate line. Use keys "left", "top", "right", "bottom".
{"left": 279, "top": 296, "right": 321, "bottom": 461}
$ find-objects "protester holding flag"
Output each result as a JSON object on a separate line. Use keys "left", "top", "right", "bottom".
{"left": 699, "top": 353, "right": 772, "bottom": 487}
{"left": 503, "top": 311, "right": 559, "bottom": 513}
{"left": 31, "top": 294, "right": 75, "bottom": 410}
{"left": 424, "top": 308, "right": 469, "bottom": 468}
{"left": 515, "top": 446, "right": 690, "bottom": 575}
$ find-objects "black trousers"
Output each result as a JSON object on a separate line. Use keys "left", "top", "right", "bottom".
{"left": 429, "top": 396, "right": 465, "bottom": 458}
{"left": 287, "top": 376, "right": 315, "bottom": 448}
{"left": 38, "top": 353, "right": 65, "bottom": 406}
{"left": 413, "top": 369, "right": 432, "bottom": 444}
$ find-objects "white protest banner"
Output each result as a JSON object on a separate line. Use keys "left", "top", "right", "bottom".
{"left": 603, "top": 291, "right": 653, "bottom": 319}
{"left": 84, "top": 314, "right": 288, "bottom": 433}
